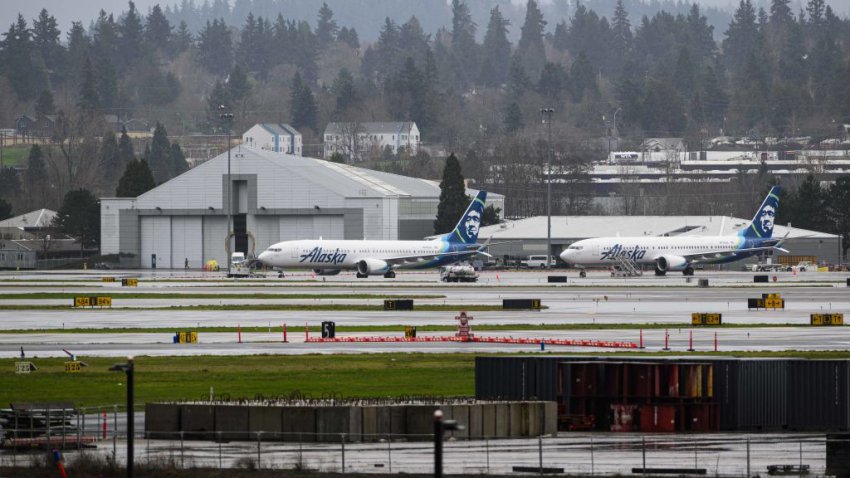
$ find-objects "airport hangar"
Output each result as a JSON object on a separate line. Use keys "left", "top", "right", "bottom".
{"left": 100, "top": 146, "right": 504, "bottom": 269}
{"left": 478, "top": 215, "right": 842, "bottom": 266}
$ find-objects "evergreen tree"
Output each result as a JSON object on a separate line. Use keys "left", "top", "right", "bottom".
{"left": 515, "top": 0, "right": 547, "bottom": 80}
{"left": 0, "top": 14, "right": 48, "bottom": 100}
{"left": 672, "top": 47, "right": 696, "bottom": 98}
{"left": 226, "top": 64, "right": 251, "bottom": 103}
{"left": 722, "top": 0, "right": 760, "bottom": 72}
{"left": 77, "top": 55, "right": 100, "bottom": 112}
{"left": 337, "top": 27, "right": 359, "bottom": 48}
{"left": 610, "top": 0, "right": 633, "bottom": 74}
{"left": 480, "top": 6, "right": 511, "bottom": 87}
{"left": 332, "top": 68, "right": 358, "bottom": 113}
{"left": 290, "top": 72, "right": 318, "bottom": 133}
{"left": 197, "top": 18, "right": 233, "bottom": 75}
{"left": 207, "top": 79, "right": 231, "bottom": 131}
{"left": 53, "top": 189, "right": 100, "bottom": 250}
{"left": 32, "top": 8, "right": 65, "bottom": 86}
{"left": 433, "top": 153, "right": 467, "bottom": 234}
{"left": 552, "top": 21, "right": 569, "bottom": 52}
{"left": 788, "top": 175, "right": 829, "bottom": 232}
{"left": 171, "top": 143, "right": 188, "bottom": 177}
{"left": 147, "top": 123, "right": 174, "bottom": 184}
{"left": 481, "top": 204, "right": 502, "bottom": 226}
{"left": 537, "top": 62, "right": 567, "bottom": 100}
{"left": 450, "top": 0, "right": 478, "bottom": 87}
{"left": 99, "top": 130, "right": 123, "bottom": 186}
{"left": 171, "top": 21, "right": 193, "bottom": 56}
{"left": 92, "top": 11, "right": 120, "bottom": 69}
{"left": 118, "top": 128, "right": 135, "bottom": 164}
{"left": 117, "top": 1, "right": 144, "bottom": 72}
{"left": 827, "top": 176, "right": 850, "bottom": 257}
{"left": 0, "top": 198, "right": 11, "bottom": 221}
{"left": 145, "top": 4, "right": 173, "bottom": 53}
{"left": 24, "top": 145, "right": 47, "bottom": 207}
{"left": 116, "top": 159, "right": 156, "bottom": 196}
{"left": 66, "top": 22, "right": 89, "bottom": 87}
{"left": 508, "top": 56, "right": 530, "bottom": 96}
{"left": 806, "top": 0, "right": 825, "bottom": 26}
{"left": 316, "top": 2, "right": 338, "bottom": 46}
{"left": 504, "top": 102, "right": 523, "bottom": 133}
{"left": 0, "top": 168, "right": 20, "bottom": 203}
{"left": 34, "top": 90, "right": 56, "bottom": 117}
{"left": 569, "top": 52, "right": 598, "bottom": 102}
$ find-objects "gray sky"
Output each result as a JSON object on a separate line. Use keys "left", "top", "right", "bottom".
{"left": 2, "top": 0, "right": 848, "bottom": 37}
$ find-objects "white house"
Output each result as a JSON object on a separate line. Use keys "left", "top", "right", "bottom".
{"left": 242, "top": 123, "right": 302, "bottom": 155}
{"left": 323, "top": 122, "right": 420, "bottom": 161}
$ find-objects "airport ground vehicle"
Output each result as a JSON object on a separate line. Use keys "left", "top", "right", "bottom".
{"left": 522, "top": 255, "right": 556, "bottom": 268}
{"left": 228, "top": 252, "right": 252, "bottom": 278}
{"left": 440, "top": 264, "right": 479, "bottom": 282}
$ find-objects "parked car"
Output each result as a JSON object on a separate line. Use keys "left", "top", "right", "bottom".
{"left": 522, "top": 255, "right": 557, "bottom": 268}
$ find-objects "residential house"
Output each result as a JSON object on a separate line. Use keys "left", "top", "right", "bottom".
{"left": 242, "top": 123, "right": 302, "bottom": 155}
{"left": 323, "top": 122, "right": 420, "bottom": 161}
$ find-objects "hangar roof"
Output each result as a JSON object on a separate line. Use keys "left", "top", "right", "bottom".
{"left": 0, "top": 209, "right": 56, "bottom": 229}
{"left": 120, "top": 147, "right": 501, "bottom": 209}
{"left": 479, "top": 216, "right": 836, "bottom": 240}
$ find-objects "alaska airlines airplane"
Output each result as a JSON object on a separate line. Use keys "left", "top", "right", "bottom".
{"left": 560, "top": 186, "right": 785, "bottom": 276}
{"left": 257, "top": 191, "right": 488, "bottom": 278}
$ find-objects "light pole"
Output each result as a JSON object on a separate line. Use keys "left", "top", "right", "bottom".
{"left": 540, "top": 108, "right": 554, "bottom": 269}
{"left": 109, "top": 357, "right": 134, "bottom": 478}
{"left": 219, "top": 106, "right": 234, "bottom": 277}
{"left": 433, "top": 410, "right": 462, "bottom": 478}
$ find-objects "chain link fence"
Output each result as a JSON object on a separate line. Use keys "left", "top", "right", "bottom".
{"left": 0, "top": 406, "right": 830, "bottom": 476}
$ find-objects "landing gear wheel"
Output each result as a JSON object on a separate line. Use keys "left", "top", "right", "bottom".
{"left": 683, "top": 266, "right": 695, "bottom": 276}
{"left": 579, "top": 270, "right": 587, "bottom": 278}
{"left": 356, "top": 272, "right": 368, "bottom": 278}
{"left": 383, "top": 271, "right": 396, "bottom": 279}
{"left": 278, "top": 272, "right": 285, "bottom": 278}
{"left": 654, "top": 267, "right": 667, "bottom": 276}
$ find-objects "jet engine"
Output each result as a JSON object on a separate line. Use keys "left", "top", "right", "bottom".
{"left": 313, "top": 269, "right": 341, "bottom": 276}
{"left": 356, "top": 258, "right": 390, "bottom": 275}
{"left": 655, "top": 255, "right": 688, "bottom": 272}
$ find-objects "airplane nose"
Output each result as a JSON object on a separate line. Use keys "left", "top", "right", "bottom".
{"left": 258, "top": 250, "right": 270, "bottom": 263}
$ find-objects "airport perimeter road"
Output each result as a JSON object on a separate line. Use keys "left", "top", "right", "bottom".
{"left": 4, "top": 326, "right": 850, "bottom": 357}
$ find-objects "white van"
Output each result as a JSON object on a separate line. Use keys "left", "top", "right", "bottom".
{"left": 523, "top": 255, "right": 556, "bottom": 268}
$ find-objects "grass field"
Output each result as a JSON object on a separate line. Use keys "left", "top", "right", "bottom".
{"left": 0, "top": 292, "right": 445, "bottom": 300}
{"left": 0, "top": 144, "right": 30, "bottom": 167}
{"left": 0, "top": 304, "right": 509, "bottom": 311}
{"left": 2, "top": 353, "right": 476, "bottom": 407}
{"left": 5, "top": 351, "right": 850, "bottom": 407}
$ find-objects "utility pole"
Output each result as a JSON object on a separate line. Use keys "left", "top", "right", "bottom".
{"left": 540, "top": 108, "right": 554, "bottom": 269}
{"left": 219, "top": 106, "right": 234, "bottom": 277}
{"left": 109, "top": 357, "right": 134, "bottom": 478}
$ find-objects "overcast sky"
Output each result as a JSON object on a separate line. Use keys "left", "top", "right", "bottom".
{"left": 2, "top": 0, "right": 848, "bottom": 37}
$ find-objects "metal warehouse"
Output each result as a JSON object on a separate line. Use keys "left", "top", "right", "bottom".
{"left": 478, "top": 216, "right": 842, "bottom": 266}
{"left": 100, "top": 147, "right": 503, "bottom": 269}
{"left": 476, "top": 356, "right": 850, "bottom": 433}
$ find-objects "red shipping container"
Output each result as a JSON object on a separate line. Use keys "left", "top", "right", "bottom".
{"left": 639, "top": 405, "right": 676, "bottom": 433}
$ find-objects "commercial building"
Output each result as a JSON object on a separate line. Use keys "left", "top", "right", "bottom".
{"left": 100, "top": 146, "right": 503, "bottom": 269}
{"left": 478, "top": 215, "right": 841, "bottom": 266}
{"left": 241, "top": 123, "right": 302, "bottom": 155}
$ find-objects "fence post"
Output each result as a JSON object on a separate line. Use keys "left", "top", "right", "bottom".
{"left": 694, "top": 438, "right": 698, "bottom": 469}
{"left": 642, "top": 437, "right": 646, "bottom": 476}
{"left": 746, "top": 438, "right": 750, "bottom": 478}
{"left": 341, "top": 433, "right": 346, "bottom": 473}
{"left": 538, "top": 434, "right": 543, "bottom": 475}
{"left": 387, "top": 435, "right": 392, "bottom": 473}
{"left": 113, "top": 404, "right": 118, "bottom": 464}
{"left": 799, "top": 440, "right": 802, "bottom": 471}
{"left": 257, "top": 431, "right": 262, "bottom": 469}
{"left": 180, "top": 431, "right": 185, "bottom": 469}
{"left": 218, "top": 431, "right": 222, "bottom": 470}
{"left": 76, "top": 411, "right": 81, "bottom": 450}
{"left": 486, "top": 437, "right": 490, "bottom": 474}
{"left": 590, "top": 437, "right": 594, "bottom": 475}
{"left": 62, "top": 407, "right": 66, "bottom": 450}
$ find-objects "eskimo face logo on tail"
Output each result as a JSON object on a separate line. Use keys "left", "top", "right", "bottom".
{"left": 759, "top": 204, "right": 776, "bottom": 236}
{"left": 600, "top": 244, "right": 647, "bottom": 261}
{"left": 299, "top": 247, "right": 347, "bottom": 264}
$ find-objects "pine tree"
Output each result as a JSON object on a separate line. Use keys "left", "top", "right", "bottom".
{"left": 53, "top": 189, "right": 100, "bottom": 250}
{"left": 538, "top": 62, "right": 567, "bottom": 100}
{"left": 723, "top": 0, "right": 760, "bottom": 72}
{"left": 504, "top": 102, "right": 523, "bottom": 133}
{"left": 116, "top": 159, "right": 156, "bottom": 197}
{"left": 516, "top": 0, "right": 547, "bottom": 80}
{"left": 170, "top": 21, "right": 193, "bottom": 56}
{"left": 434, "top": 153, "right": 467, "bottom": 234}
{"left": 32, "top": 8, "right": 64, "bottom": 86}
{"left": 450, "top": 0, "right": 478, "bottom": 87}
{"left": 207, "top": 80, "right": 231, "bottom": 132}
{"left": 99, "top": 130, "right": 123, "bottom": 187}
{"left": 198, "top": 18, "right": 233, "bottom": 75}
{"left": 569, "top": 52, "right": 598, "bottom": 102}
{"left": 77, "top": 55, "right": 100, "bottom": 112}
{"left": 227, "top": 64, "right": 251, "bottom": 103}
{"left": 145, "top": 4, "right": 173, "bottom": 53}
{"left": 480, "top": 6, "right": 511, "bottom": 87}
{"left": 66, "top": 22, "right": 89, "bottom": 87}
{"left": 508, "top": 56, "right": 530, "bottom": 96}
{"left": 332, "top": 68, "right": 358, "bottom": 113}
{"left": 171, "top": 143, "right": 188, "bottom": 176}
{"left": 0, "top": 198, "right": 11, "bottom": 221}
{"left": 24, "top": 145, "right": 47, "bottom": 207}
{"left": 337, "top": 27, "right": 359, "bottom": 48}
{"left": 34, "top": 90, "right": 56, "bottom": 117}
{"left": 290, "top": 72, "right": 318, "bottom": 133}
{"left": 0, "top": 14, "right": 48, "bottom": 100}
{"left": 316, "top": 2, "right": 338, "bottom": 46}
{"left": 118, "top": 1, "right": 144, "bottom": 72}
{"left": 147, "top": 123, "right": 174, "bottom": 184}
{"left": 806, "top": 0, "right": 825, "bottom": 25}
{"left": 118, "top": 127, "right": 135, "bottom": 164}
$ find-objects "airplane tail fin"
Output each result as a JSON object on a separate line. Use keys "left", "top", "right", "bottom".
{"left": 443, "top": 191, "right": 487, "bottom": 244}
{"left": 740, "top": 186, "right": 780, "bottom": 239}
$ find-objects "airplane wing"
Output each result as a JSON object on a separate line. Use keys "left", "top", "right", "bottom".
{"left": 680, "top": 245, "right": 788, "bottom": 263}
{"left": 381, "top": 248, "right": 486, "bottom": 267}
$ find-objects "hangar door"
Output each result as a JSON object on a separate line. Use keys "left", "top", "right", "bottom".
{"left": 171, "top": 217, "right": 203, "bottom": 269}
{"left": 140, "top": 216, "right": 171, "bottom": 269}
{"left": 279, "top": 215, "right": 344, "bottom": 241}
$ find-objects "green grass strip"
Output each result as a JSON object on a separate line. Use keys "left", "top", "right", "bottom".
{"left": 0, "top": 304, "right": 509, "bottom": 311}
{"left": 0, "top": 292, "right": 444, "bottom": 300}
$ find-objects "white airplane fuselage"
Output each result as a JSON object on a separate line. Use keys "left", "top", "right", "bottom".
{"left": 560, "top": 235, "right": 748, "bottom": 270}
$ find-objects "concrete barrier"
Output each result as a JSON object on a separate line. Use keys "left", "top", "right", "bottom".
{"left": 214, "top": 405, "right": 250, "bottom": 439}
{"left": 282, "top": 407, "right": 316, "bottom": 442}
{"left": 145, "top": 403, "right": 180, "bottom": 438}
{"left": 147, "top": 400, "right": 556, "bottom": 442}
